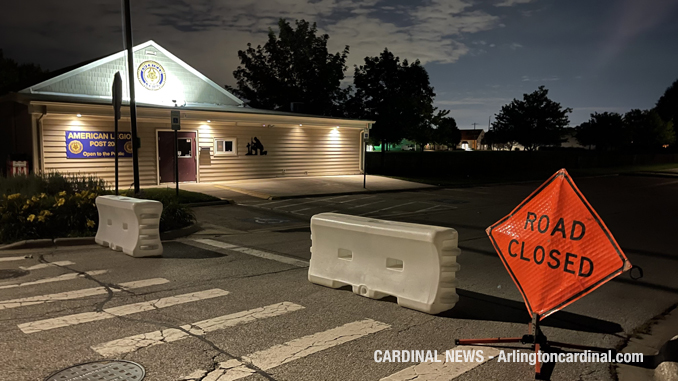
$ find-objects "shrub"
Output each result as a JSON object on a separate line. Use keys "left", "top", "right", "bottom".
{"left": 0, "top": 190, "right": 99, "bottom": 243}
{"left": 1, "top": 173, "right": 199, "bottom": 243}
{"left": 0, "top": 172, "right": 107, "bottom": 196}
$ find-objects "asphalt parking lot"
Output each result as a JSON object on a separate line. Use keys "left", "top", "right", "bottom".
{"left": 1, "top": 174, "right": 677, "bottom": 381}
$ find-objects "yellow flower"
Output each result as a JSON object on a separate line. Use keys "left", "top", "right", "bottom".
{"left": 86, "top": 219, "right": 96, "bottom": 228}
{"left": 22, "top": 205, "right": 29, "bottom": 210}
{"left": 39, "top": 193, "right": 46, "bottom": 199}
{"left": 88, "top": 193, "right": 96, "bottom": 199}
{"left": 53, "top": 198, "right": 65, "bottom": 207}
{"left": 31, "top": 196, "right": 39, "bottom": 202}
{"left": 38, "top": 215, "right": 45, "bottom": 222}
{"left": 7, "top": 193, "right": 21, "bottom": 200}
{"left": 40, "top": 210, "right": 52, "bottom": 217}
{"left": 58, "top": 191, "right": 67, "bottom": 197}
{"left": 27, "top": 214, "right": 36, "bottom": 222}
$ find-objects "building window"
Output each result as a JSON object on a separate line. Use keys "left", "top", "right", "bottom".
{"left": 177, "top": 138, "right": 192, "bottom": 157}
{"left": 214, "top": 138, "right": 237, "bottom": 156}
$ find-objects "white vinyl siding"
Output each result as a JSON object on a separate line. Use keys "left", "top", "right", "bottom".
{"left": 41, "top": 118, "right": 159, "bottom": 187}
{"left": 197, "top": 124, "right": 361, "bottom": 182}
{"left": 41, "top": 117, "right": 362, "bottom": 185}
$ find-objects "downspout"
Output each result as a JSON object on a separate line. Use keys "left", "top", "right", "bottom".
{"left": 33, "top": 113, "right": 46, "bottom": 175}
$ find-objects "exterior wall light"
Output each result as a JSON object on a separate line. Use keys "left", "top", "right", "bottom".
{"left": 207, "top": 120, "right": 211, "bottom": 123}
{"left": 76, "top": 114, "right": 82, "bottom": 117}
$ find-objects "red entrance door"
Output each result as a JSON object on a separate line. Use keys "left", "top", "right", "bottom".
{"left": 158, "top": 131, "right": 197, "bottom": 183}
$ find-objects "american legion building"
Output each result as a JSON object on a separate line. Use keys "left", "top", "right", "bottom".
{"left": 0, "top": 41, "right": 373, "bottom": 185}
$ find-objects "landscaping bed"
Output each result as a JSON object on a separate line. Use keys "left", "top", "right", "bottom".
{"left": 0, "top": 173, "right": 220, "bottom": 244}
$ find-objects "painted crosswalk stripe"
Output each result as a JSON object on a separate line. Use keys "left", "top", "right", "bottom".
{"left": 0, "top": 256, "right": 29, "bottom": 262}
{"left": 192, "top": 239, "right": 309, "bottom": 268}
{"left": 20, "top": 261, "right": 75, "bottom": 270}
{"left": 0, "top": 270, "right": 108, "bottom": 290}
{"left": 0, "top": 278, "right": 169, "bottom": 310}
{"left": 18, "top": 288, "right": 229, "bottom": 334}
{"left": 91, "top": 301, "right": 305, "bottom": 357}
{"left": 380, "top": 346, "right": 501, "bottom": 381}
{"left": 182, "top": 319, "right": 390, "bottom": 381}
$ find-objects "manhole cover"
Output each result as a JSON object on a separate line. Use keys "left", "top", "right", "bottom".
{"left": 0, "top": 269, "right": 29, "bottom": 280}
{"left": 44, "top": 360, "right": 145, "bottom": 381}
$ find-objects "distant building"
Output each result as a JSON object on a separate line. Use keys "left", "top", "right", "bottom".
{"left": 457, "top": 129, "right": 485, "bottom": 150}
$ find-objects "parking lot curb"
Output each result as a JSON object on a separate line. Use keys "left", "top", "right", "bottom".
{"left": 53, "top": 237, "right": 96, "bottom": 246}
{"left": 0, "top": 239, "right": 55, "bottom": 250}
{"left": 618, "top": 304, "right": 678, "bottom": 381}
{"left": 182, "top": 200, "right": 231, "bottom": 208}
{"left": 266, "top": 186, "right": 437, "bottom": 201}
{"left": 160, "top": 223, "right": 202, "bottom": 241}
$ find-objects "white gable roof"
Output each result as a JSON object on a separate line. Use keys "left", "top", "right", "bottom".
{"left": 20, "top": 40, "right": 243, "bottom": 108}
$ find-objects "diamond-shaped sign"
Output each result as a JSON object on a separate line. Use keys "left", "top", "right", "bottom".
{"left": 487, "top": 168, "right": 631, "bottom": 319}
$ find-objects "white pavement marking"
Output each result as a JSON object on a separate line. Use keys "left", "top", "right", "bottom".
{"left": 20, "top": 261, "right": 75, "bottom": 270}
{"left": 382, "top": 205, "right": 451, "bottom": 218}
{"left": 91, "top": 301, "right": 305, "bottom": 357}
{"left": 192, "top": 239, "right": 309, "bottom": 268}
{"left": 380, "top": 346, "right": 500, "bottom": 381}
{"left": 18, "top": 288, "right": 229, "bottom": 334}
{"left": 0, "top": 278, "right": 169, "bottom": 310}
{"left": 0, "top": 256, "right": 29, "bottom": 262}
{"left": 183, "top": 319, "right": 391, "bottom": 381}
{"left": 230, "top": 247, "right": 309, "bottom": 268}
{"left": 0, "top": 270, "right": 108, "bottom": 290}
{"left": 348, "top": 199, "right": 387, "bottom": 209}
{"left": 359, "top": 202, "right": 417, "bottom": 216}
{"left": 290, "top": 207, "right": 312, "bottom": 214}
{"left": 192, "top": 239, "right": 239, "bottom": 250}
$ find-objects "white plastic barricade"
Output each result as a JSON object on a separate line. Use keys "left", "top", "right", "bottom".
{"left": 309, "top": 213, "right": 461, "bottom": 314}
{"left": 95, "top": 195, "right": 163, "bottom": 257}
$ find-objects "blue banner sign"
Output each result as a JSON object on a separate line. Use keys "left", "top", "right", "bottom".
{"left": 65, "top": 131, "right": 133, "bottom": 159}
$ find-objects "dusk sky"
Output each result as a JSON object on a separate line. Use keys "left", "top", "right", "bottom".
{"left": 2, "top": 0, "right": 677, "bottom": 129}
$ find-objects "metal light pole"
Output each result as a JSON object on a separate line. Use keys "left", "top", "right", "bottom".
{"left": 122, "top": 0, "right": 141, "bottom": 195}
{"left": 112, "top": 72, "right": 123, "bottom": 195}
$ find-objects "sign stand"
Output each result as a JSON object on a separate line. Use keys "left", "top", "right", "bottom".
{"left": 455, "top": 313, "right": 611, "bottom": 380}
{"left": 455, "top": 168, "right": 630, "bottom": 380}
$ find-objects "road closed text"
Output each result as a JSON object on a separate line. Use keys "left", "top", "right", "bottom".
{"left": 507, "top": 212, "right": 594, "bottom": 277}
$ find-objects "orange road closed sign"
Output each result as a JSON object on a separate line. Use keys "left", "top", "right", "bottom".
{"left": 487, "top": 169, "right": 631, "bottom": 319}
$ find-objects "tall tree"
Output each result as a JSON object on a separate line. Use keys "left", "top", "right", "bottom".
{"left": 227, "top": 19, "right": 349, "bottom": 116}
{"left": 575, "top": 112, "right": 626, "bottom": 151}
{"left": 0, "top": 49, "right": 47, "bottom": 95}
{"left": 432, "top": 115, "right": 461, "bottom": 149}
{"left": 656, "top": 79, "right": 678, "bottom": 124}
{"left": 625, "top": 109, "right": 675, "bottom": 150}
{"left": 492, "top": 86, "right": 571, "bottom": 151}
{"left": 655, "top": 78, "right": 678, "bottom": 141}
{"left": 349, "top": 49, "right": 439, "bottom": 151}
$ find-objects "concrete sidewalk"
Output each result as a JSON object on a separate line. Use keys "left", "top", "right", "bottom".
{"left": 176, "top": 175, "right": 434, "bottom": 201}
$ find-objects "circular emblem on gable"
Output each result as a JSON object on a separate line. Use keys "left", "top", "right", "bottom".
{"left": 68, "top": 140, "right": 83, "bottom": 155}
{"left": 137, "top": 60, "right": 166, "bottom": 91}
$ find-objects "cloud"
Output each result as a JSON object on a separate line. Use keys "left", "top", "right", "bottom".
{"left": 596, "top": 0, "right": 678, "bottom": 68}
{"left": 0, "top": 0, "right": 506, "bottom": 86}
{"left": 495, "top": 0, "right": 536, "bottom": 7}
{"left": 437, "top": 97, "right": 511, "bottom": 106}
{"left": 521, "top": 75, "right": 560, "bottom": 82}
